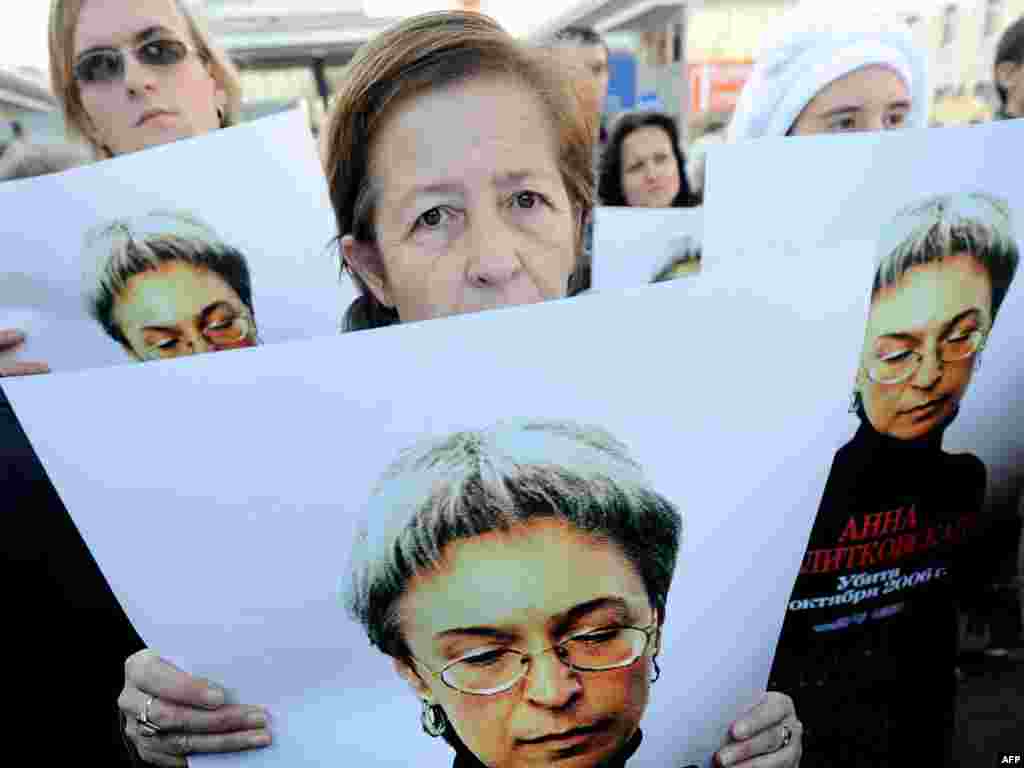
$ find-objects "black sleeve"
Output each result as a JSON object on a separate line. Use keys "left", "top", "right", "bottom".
{"left": 2, "top": 385, "right": 145, "bottom": 766}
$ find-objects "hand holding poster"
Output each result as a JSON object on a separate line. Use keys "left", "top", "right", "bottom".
{"left": 3, "top": 253, "right": 870, "bottom": 768}
{"left": 0, "top": 109, "right": 349, "bottom": 373}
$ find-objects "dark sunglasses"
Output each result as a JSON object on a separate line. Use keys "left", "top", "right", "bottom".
{"left": 73, "top": 38, "right": 191, "bottom": 84}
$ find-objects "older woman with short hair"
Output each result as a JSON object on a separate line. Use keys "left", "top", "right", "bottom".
{"left": 772, "top": 192, "right": 1019, "bottom": 767}
{"left": 345, "top": 419, "right": 799, "bottom": 767}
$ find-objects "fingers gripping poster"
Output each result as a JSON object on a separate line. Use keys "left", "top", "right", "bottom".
{"left": 4, "top": 254, "right": 870, "bottom": 767}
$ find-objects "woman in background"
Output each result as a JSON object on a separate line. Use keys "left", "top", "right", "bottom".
{"left": 598, "top": 111, "right": 699, "bottom": 208}
{"left": 727, "top": 10, "right": 929, "bottom": 141}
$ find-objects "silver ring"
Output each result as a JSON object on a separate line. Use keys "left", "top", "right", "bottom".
{"left": 136, "top": 695, "right": 163, "bottom": 735}
{"left": 779, "top": 723, "right": 793, "bottom": 750}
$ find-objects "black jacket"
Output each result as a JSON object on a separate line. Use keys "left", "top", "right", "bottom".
{"left": 769, "top": 409, "right": 987, "bottom": 767}
{"left": 2, "top": 386, "right": 144, "bottom": 765}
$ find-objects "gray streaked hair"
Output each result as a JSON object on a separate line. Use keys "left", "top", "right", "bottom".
{"left": 651, "top": 236, "right": 702, "bottom": 283}
{"left": 83, "top": 210, "right": 255, "bottom": 348}
{"left": 344, "top": 420, "right": 683, "bottom": 659}
{"left": 874, "top": 192, "right": 1019, "bottom": 319}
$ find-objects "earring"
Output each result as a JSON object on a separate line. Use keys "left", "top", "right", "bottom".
{"left": 217, "top": 106, "right": 225, "bottom": 126}
{"left": 420, "top": 700, "right": 447, "bottom": 738}
{"left": 650, "top": 657, "right": 661, "bottom": 684}
{"left": 848, "top": 390, "right": 859, "bottom": 414}
{"left": 975, "top": 352, "right": 983, "bottom": 371}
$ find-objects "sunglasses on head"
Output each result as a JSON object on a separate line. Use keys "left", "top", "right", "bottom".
{"left": 73, "top": 38, "right": 192, "bottom": 84}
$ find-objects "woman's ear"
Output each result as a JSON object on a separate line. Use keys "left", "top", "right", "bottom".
{"left": 342, "top": 235, "right": 395, "bottom": 308}
{"left": 392, "top": 656, "right": 432, "bottom": 700}
{"left": 995, "top": 61, "right": 1020, "bottom": 93}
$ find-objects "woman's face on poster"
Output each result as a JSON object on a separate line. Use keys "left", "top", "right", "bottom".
{"left": 858, "top": 252, "right": 992, "bottom": 440}
{"left": 348, "top": 74, "right": 579, "bottom": 323}
{"left": 112, "top": 261, "right": 256, "bottom": 360}
{"left": 394, "top": 518, "right": 659, "bottom": 768}
{"left": 73, "top": 0, "right": 224, "bottom": 155}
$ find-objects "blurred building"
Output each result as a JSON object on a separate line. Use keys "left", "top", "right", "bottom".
{"left": 0, "top": 66, "right": 70, "bottom": 144}
{"left": 902, "top": 0, "right": 1024, "bottom": 124}
{"left": 530, "top": 0, "right": 795, "bottom": 140}
{"left": 195, "top": 0, "right": 401, "bottom": 130}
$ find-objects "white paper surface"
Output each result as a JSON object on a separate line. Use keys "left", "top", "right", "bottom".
{"left": 4, "top": 252, "right": 870, "bottom": 767}
{"left": 592, "top": 207, "right": 703, "bottom": 292}
{"left": 0, "top": 108, "right": 352, "bottom": 372}
{"left": 704, "top": 119, "right": 1024, "bottom": 505}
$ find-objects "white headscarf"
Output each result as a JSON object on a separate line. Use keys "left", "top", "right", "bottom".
{"left": 727, "top": 11, "right": 930, "bottom": 142}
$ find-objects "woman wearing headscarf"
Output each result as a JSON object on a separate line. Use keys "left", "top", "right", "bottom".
{"left": 727, "top": 11, "right": 930, "bottom": 141}
{"left": 115, "top": 12, "right": 803, "bottom": 767}
{"left": 770, "top": 193, "right": 1019, "bottom": 767}
{"left": 1, "top": 3, "right": 248, "bottom": 766}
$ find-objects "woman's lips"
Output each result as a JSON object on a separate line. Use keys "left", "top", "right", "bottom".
{"left": 902, "top": 396, "right": 949, "bottom": 417}
{"left": 518, "top": 720, "right": 609, "bottom": 745}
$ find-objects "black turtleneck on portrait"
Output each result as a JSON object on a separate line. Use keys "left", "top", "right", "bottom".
{"left": 452, "top": 727, "right": 643, "bottom": 768}
{"left": 769, "top": 406, "right": 986, "bottom": 768}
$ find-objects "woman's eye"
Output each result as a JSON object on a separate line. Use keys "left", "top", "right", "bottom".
{"left": 878, "top": 349, "right": 913, "bottom": 363}
{"left": 141, "top": 39, "right": 186, "bottom": 64}
{"left": 886, "top": 111, "right": 907, "bottom": 129}
{"left": 154, "top": 339, "right": 178, "bottom": 351}
{"left": 574, "top": 628, "right": 622, "bottom": 644}
{"left": 416, "top": 207, "right": 449, "bottom": 229}
{"left": 512, "top": 191, "right": 544, "bottom": 210}
{"left": 206, "top": 318, "right": 234, "bottom": 332}
{"left": 831, "top": 118, "right": 857, "bottom": 133}
{"left": 461, "top": 649, "right": 509, "bottom": 667}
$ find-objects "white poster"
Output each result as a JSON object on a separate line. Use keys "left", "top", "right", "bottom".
{"left": 3, "top": 251, "right": 869, "bottom": 768}
{"left": 704, "top": 119, "right": 1024, "bottom": 762}
{"left": 0, "top": 108, "right": 351, "bottom": 373}
{"left": 591, "top": 207, "right": 703, "bottom": 292}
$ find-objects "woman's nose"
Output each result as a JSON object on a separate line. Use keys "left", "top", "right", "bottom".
{"left": 912, "top": 349, "right": 943, "bottom": 388}
{"left": 465, "top": 220, "right": 524, "bottom": 289}
{"left": 123, "top": 54, "right": 157, "bottom": 96}
{"left": 523, "top": 650, "right": 582, "bottom": 709}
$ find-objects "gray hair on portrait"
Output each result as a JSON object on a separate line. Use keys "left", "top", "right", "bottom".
{"left": 344, "top": 419, "right": 683, "bottom": 659}
{"left": 83, "top": 210, "right": 255, "bottom": 349}
{"left": 651, "top": 236, "right": 702, "bottom": 283}
{"left": 874, "top": 192, "right": 1019, "bottom": 320}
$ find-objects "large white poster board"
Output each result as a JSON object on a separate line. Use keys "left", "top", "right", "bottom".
{"left": 0, "top": 108, "right": 351, "bottom": 372}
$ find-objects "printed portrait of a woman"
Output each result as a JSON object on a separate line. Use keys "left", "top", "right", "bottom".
{"left": 770, "top": 192, "right": 1020, "bottom": 767}
{"left": 343, "top": 420, "right": 803, "bottom": 768}
{"left": 84, "top": 210, "right": 259, "bottom": 362}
